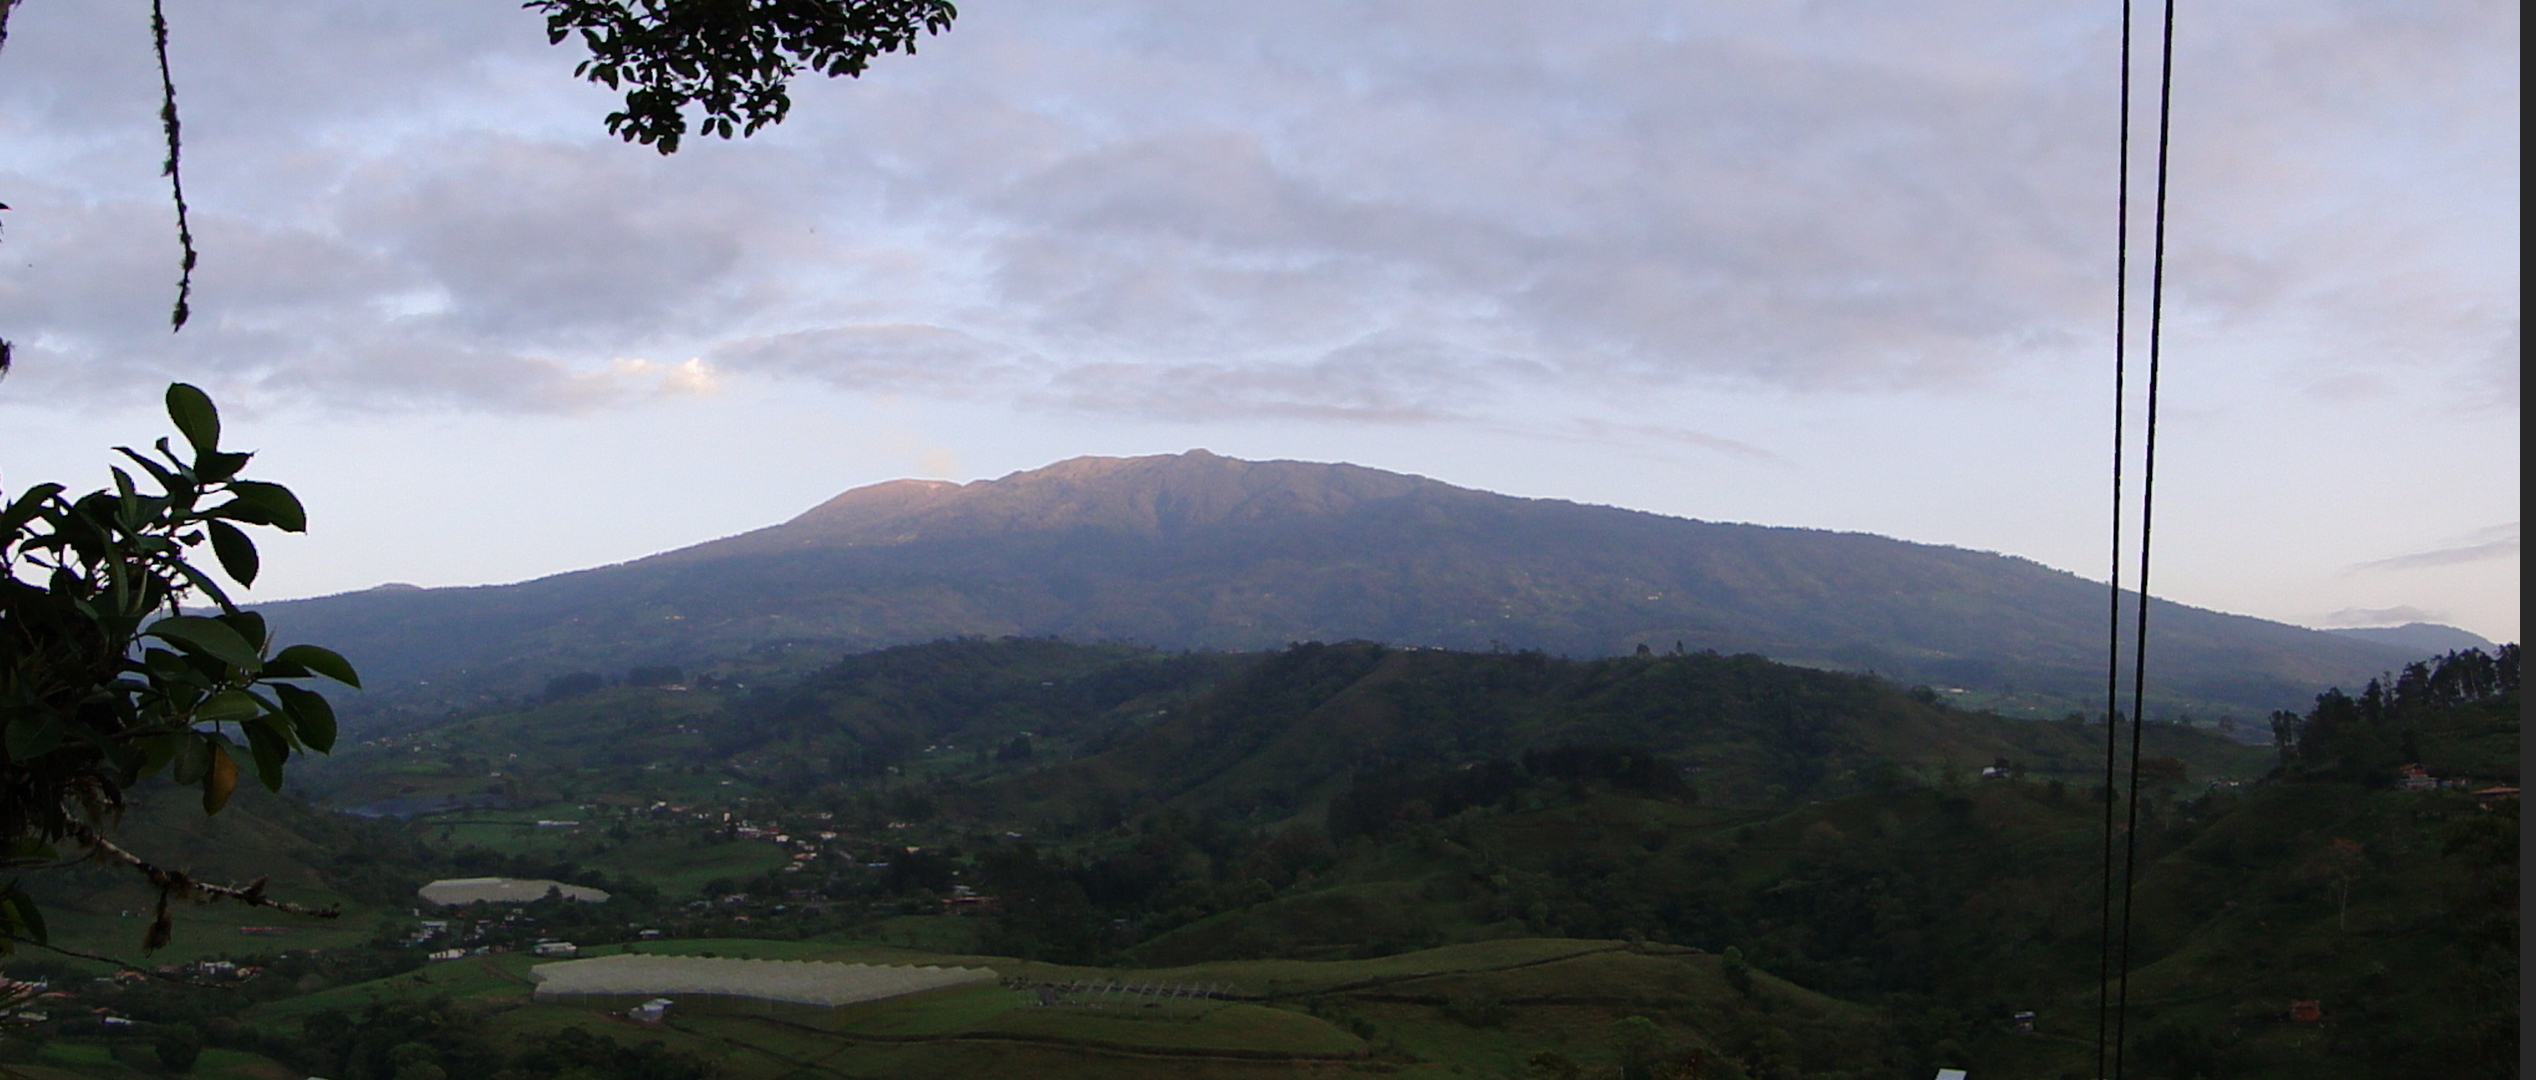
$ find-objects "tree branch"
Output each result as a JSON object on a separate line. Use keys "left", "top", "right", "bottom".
{"left": 61, "top": 819, "right": 341, "bottom": 944}
{"left": 150, "top": 0, "right": 196, "bottom": 331}
{"left": 0, "top": 934, "right": 232, "bottom": 987}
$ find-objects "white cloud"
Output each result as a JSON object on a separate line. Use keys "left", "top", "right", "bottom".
{"left": 2349, "top": 523, "right": 2522, "bottom": 573}
{"left": 2324, "top": 605, "right": 2450, "bottom": 626}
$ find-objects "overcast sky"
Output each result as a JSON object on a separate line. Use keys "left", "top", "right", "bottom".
{"left": 0, "top": 0, "right": 2518, "bottom": 642}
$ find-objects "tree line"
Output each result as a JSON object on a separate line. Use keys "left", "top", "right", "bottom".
{"left": 2270, "top": 645, "right": 2521, "bottom": 779}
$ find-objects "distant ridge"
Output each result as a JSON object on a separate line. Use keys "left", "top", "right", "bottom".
{"left": 2323, "top": 622, "right": 2496, "bottom": 655}
{"left": 260, "top": 450, "right": 2436, "bottom": 719}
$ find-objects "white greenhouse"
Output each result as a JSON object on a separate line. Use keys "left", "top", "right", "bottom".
{"left": 530, "top": 953, "right": 994, "bottom": 1012}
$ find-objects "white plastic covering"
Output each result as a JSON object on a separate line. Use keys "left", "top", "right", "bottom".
{"left": 418, "top": 877, "right": 610, "bottom": 905}
{"left": 530, "top": 954, "right": 994, "bottom": 1007}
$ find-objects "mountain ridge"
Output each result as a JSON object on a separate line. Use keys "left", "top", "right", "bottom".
{"left": 259, "top": 450, "right": 2432, "bottom": 720}
{"left": 2323, "top": 621, "right": 2496, "bottom": 655}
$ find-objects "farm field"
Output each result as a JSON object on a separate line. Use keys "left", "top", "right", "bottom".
{"left": 233, "top": 936, "right": 1862, "bottom": 1078}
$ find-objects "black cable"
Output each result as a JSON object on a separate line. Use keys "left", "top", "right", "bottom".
{"left": 2112, "top": 2, "right": 2179, "bottom": 1077}
{"left": 2093, "top": 0, "right": 2136, "bottom": 1074}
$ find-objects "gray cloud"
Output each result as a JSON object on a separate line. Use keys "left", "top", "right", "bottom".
{"left": 2349, "top": 523, "right": 2521, "bottom": 573}
{"left": 1038, "top": 340, "right": 1507, "bottom": 424}
{"left": 0, "top": 0, "right": 2517, "bottom": 423}
{"left": 1557, "top": 419, "right": 1782, "bottom": 464}
{"left": 714, "top": 323, "right": 1041, "bottom": 392}
{"left": 2324, "top": 605, "right": 2450, "bottom": 626}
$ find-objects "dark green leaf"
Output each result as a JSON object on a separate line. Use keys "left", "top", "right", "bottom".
{"left": 167, "top": 557, "right": 241, "bottom": 615}
{"left": 274, "top": 683, "right": 338, "bottom": 753}
{"left": 114, "top": 446, "right": 188, "bottom": 499}
{"left": 140, "top": 647, "right": 211, "bottom": 689}
{"left": 137, "top": 732, "right": 184, "bottom": 780}
{"left": 207, "top": 520, "right": 260, "bottom": 585}
{"left": 146, "top": 616, "right": 262, "bottom": 671}
{"left": 195, "top": 450, "right": 253, "bottom": 484}
{"left": 0, "top": 482, "right": 66, "bottom": 538}
{"left": 1, "top": 885, "right": 48, "bottom": 945}
{"left": 166, "top": 382, "right": 221, "bottom": 457}
{"left": 171, "top": 733, "right": 210, "bottom": 785}
{"left": 275, "top": 644, "right": 360, "bottom": 688}
{"left": 4, "top": 713, "right": 65, "bottom": 762}
{"left": 196, "top": 689, "right": 262, "bottom": 724}
{"left": 206, "top": 497, "right": 273, "bottom": 526}
{"left": 220, "top": 609, "right": 269, "bottom": 651}
{"left": 242, "top": 720, "right": 291, "bottom": 792}
{"left": 225, "top": 481, "right": 307, "bottom": 532}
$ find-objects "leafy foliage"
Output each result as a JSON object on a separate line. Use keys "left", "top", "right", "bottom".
{"left": 0, "top": 385, "right": 357, "bottom": 951}
{"left": 2270, "top": 645, "right": 2520, "bottom": 781}
{"left": 532, "top": 0, "right": 958, "bottom": 153}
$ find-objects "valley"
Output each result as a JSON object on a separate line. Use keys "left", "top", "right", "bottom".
{"left": 2, "top": 638, "right": 2513, "bottom": 1079}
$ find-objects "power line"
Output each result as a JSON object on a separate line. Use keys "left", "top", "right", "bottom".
{"left": 2092, "top": 0, "right": 2137, "bottom": 1073}
{"left": 2099, "top": 2, "right": 2178, "bottom": 1078}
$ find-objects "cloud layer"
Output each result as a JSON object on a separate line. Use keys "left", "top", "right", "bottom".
{"left": 2349, "top": 523, "right": 2522, "bottom": 573}
{"left": 0, "top": 0, "right": 2515, "bottom": 426}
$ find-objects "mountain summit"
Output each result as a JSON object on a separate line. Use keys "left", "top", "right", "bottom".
{"left": 266, "top": 451, "right": 2428, "bottom": 718}
{"left": 659, "top": 451, "right": 1442, "bottom": 559}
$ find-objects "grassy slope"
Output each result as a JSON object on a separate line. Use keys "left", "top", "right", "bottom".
{"left": 242, "top": 935, "right": 1891, "bottom": 1078}
{"left": 17, "top": 783, "right": 384, "bottom": 967}
{"left": 1127, "top": 764, "right": 2514, "bottom": 1078}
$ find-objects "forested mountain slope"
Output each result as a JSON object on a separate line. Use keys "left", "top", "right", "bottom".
{"left": 262, "top": 451, "right": 2424, "bottom": 720}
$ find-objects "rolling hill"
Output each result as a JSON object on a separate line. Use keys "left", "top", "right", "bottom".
{"left": 261, "top": 450, "right": 2430, "bottom": 722}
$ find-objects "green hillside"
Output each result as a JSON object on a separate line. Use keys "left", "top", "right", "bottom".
{"left": 986, "top": 640, "right": 2272, "bottom": 824}
{"left": 5, "top": 638, "right": 2512, "bottom": 1079}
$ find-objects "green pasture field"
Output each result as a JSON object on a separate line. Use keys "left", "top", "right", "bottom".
{"left": 234, "top": 935, "right": 1868, "bottom": 1078}
{"left": 17, "top": 1043, "right": 302, "bottom": 1080}
{"left": 248, "top": 948, "right": 554, "bottom": 1021}
{"left": 32, "top": 900, "right": 377, "bottom": 970}
{"left": 851, "top": 914, "right": 990, "bottom": 953}
{"left": 17, "top": 781, "right": 383, "bottom": 970}
{"left": 584, "top": 836, "right": 794, "bottom": 897}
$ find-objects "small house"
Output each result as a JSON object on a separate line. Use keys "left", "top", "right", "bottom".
{"left": 628, "top": 998, "right": 674, "bottom": 1026}
{"left": 534, "top": 941, "right": 580, "bottom": 958}
{"left": 2289, "top": 999, "right": 2323, "bottom": 1022}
